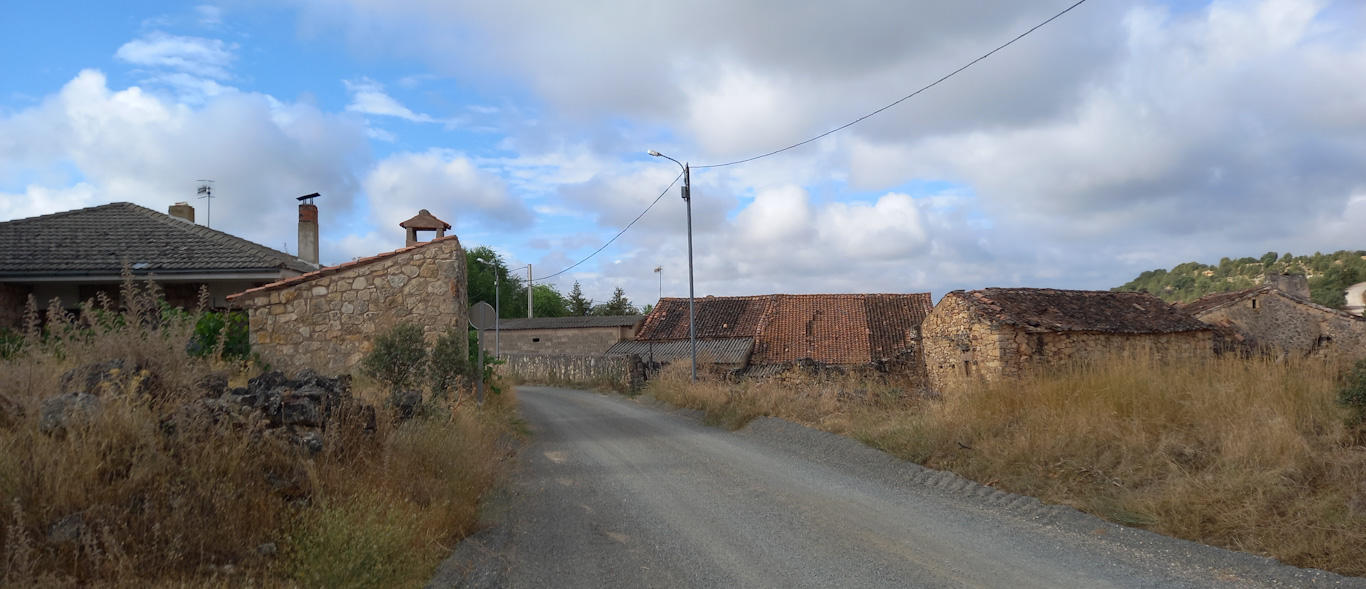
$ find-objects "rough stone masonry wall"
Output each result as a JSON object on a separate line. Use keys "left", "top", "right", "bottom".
{"left": 922, "top": 294, "right": 1213, "bottom": 391}
{"left": 497, "top": 326, "right": 629, "bottom": 356}
{"left": 235, "top": 238, "right": 468, "bottom": 376}
{"left": 0, "top": 282, "right": 33, "bottom": 331}
{"left": 1200, "top": 292, "right": 1366, "bottom": 358}
{"left": 497, "top": 353, "right": 646, "bottom": 392}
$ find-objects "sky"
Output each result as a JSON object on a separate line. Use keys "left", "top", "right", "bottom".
{"left": 3, "top": 0, "right": 1365, "bottom": 306}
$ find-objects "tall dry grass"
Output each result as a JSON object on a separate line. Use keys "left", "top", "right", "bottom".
{"left": 645, "top": 355, "right": 1366, "bottom": 577}
{"left": 0, "top": 281, "right": 520, "bottom": 587}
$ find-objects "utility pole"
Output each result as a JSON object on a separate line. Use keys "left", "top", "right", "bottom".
{"left": 527, "top": 264, "right": 534, "bottom": 318}
{"left": 648, "top": 150, "right": 698, "bottom": 382}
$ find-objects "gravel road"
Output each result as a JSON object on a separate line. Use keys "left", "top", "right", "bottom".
{"left": 434, "top": 385, "right": 1365, "bottom": 588}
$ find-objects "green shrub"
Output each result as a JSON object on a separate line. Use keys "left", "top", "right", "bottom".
{"left": 468, "top": 329, "right": 504, "bottom": 396}
{"left": 186, "top": 311, "right": 251, "bottom": 360}
{"left": 361, "top": 322, "right": 429, "bottom": 392}
{"left": 1337, "top": 358, "right": 1366, "bottom": 426}
{"left": 429, "top": 326, "right": 470, "bottom": 399}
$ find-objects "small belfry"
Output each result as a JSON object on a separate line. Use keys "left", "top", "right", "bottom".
{"left": 399, "top": 209, "right": 451, "bottom": 247}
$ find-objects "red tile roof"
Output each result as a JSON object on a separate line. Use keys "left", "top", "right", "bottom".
{"left": 635, "top": 293, "right": 933, "bottom": 365}
{"left": 226, "top": 235, "right": 462, "bottom": 302}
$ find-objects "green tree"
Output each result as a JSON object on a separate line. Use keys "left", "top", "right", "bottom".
{"left": 531, "top": 283, "right": 570, "bottom": 317}
{"left": 592, "top": 287, "right": 638, "bottom": 316}
{"left": 466, "top": 246, "right": 527, "bottom": 318}
{"left": 567, "top": 281, "right": 593, "bottom": 316}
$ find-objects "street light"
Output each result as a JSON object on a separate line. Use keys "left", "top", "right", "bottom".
{"left": 647, "top": 149, "right": 697, "bottom": 382}
{"left": 475, "top": 256, "right": 500, "bottom": 355}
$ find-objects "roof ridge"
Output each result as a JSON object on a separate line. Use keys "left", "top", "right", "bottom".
{"left": 228, "top": 234, "right": 462, "bottom": 301}
{"left": 118, "top": 202, "right": 313, "bottom": 273}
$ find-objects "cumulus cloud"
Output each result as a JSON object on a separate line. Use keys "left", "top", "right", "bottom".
{"left": 0, "top": 70, "right": 372, "bottom": 264}
{"left": 363, "top": 148, "right": 533, "bottom": 233}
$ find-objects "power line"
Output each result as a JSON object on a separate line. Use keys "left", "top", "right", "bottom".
{"left": 694, "top": 0, "right": 1090, "bottom": 170}
{"left": 534, "top": 171, "right": 684, "bottom": 281}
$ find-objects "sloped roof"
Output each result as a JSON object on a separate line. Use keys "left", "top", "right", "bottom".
{"left": 227, "top": 235, "right": 461, "bottom": 302}
{"left": 950, "top": 288, "right": 1209, "bottom": 334}
{"left": 0, "top": 202, "right": 315, "bottom": 277}
{"left": 497, "top": 316, "right": 643, "bottom": 330}
{"left": 1181, "top": 285, "right": 1364, "bottom": 321}
{"left": 606, "top": 338, "right": 753, "bottom": 365}
{"left": 399, "top": 209, "right": 451, "bottom": 230}
{"left": 635, "top": 293, "right": 933, "bottom": 365}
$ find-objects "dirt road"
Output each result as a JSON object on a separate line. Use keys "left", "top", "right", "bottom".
{"left": 445, "top": 386, "right": 1362, "bottom": 588}
{"left": 1345, "top": 281, "right": 1366, "bottom": 316}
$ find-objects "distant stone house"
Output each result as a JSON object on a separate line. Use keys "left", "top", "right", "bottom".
{"left": 493, "top": 315, "right": 644, "bottom": 356}
{"left": 627, "top": 293, "right": 934, "bottom": 374}
{"left": 0, "top": 201, "right": 318, "bottom": 330}
{"left": 1181, "top": 284, "right": 1366, "bottom": 358}
{"left": 922, "top": 288, "right": 1213, "bottom": 390}
{"left": 227, "top": 235, "right": 468, "bottom": 376}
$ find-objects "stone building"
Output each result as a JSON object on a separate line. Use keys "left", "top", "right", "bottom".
{"left": 632, "top": 293, "right": 934, "bottom": 374}
{"left": 0, "top": 201, "right": 318, "bottom": 328}
{"left": 493, "top": 315, "right": 644, "bottom": 356}
{"left": 922, "top": 288, "right": 1213, "bottom": 390}
{"left": 227, "top": 235, "right": 468, "bottom": 375}
{"left": 1181, "top": 285, "right": 1366, "bottom": 358}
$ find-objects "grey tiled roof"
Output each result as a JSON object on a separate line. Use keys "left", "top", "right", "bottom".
{"left": 0, "top": 202, "right": 315, "bottom": 277}
{"left": 497, "top": 316, "right": 644, "bottom": 330}
{"left": 952, "top": 288, "right": 1211, "bottom": 334}
{"left": 606, "top": 337, "right": 754, "bottom": 365}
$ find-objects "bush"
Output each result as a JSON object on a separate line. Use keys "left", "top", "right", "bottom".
{"left": 361, "top": 322, "right": 428, "bottom": 392}
{"left": 1337, "top": 358, "right": 1366, "bottom": 426}
{"left": 186, "top": 311, "right": 251, "bottom": 361}
{"left": 429, "top": 327, "right": 470, "bottom": 399}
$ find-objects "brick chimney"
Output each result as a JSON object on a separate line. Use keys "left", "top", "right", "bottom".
{"left": 297, "top": 193, "right": 320, "bottom": 265}
{"left": 1262, "top": 273, "right": 1311, "bottom": 299}
{"left": 169, "top": 202, "right": 195, "bottom": 223}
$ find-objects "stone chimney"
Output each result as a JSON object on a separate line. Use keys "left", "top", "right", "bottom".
{"left": 297, "top": 193, "right": 320, "bottom": 265}
{"left": 1262, "top": 273, "right": 1311, "bottom": 299}
{"left": 399, "top": 209, "right": 451, "bottom": 247}
{"left": 169, "top": 202, "right": 195, "bottom": 223}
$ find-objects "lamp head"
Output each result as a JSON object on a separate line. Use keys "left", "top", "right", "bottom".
{"left": 647, "top": 150, "right": 661, "bottom": 157}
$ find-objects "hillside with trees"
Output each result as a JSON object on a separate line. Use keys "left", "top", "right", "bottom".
{"left": 1112, "top": 250, "right": 1366, "bottom": 308}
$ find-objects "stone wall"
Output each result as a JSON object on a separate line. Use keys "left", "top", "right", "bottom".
{"left": 497, "top": 326, "right": 633, "bottom": 356}
{"left": 230, "top": 236, "right": 468, "bottom": 376}
{"left": 497, "top": 353, "right": 646, "bottom": 392}
{"left": 923, "top": 294, "right": 1213, "bottom": 391}
{"left": 1198, "top": 291, "right": 1366, "bottom": 358}
{"left": 0, "top": 282, "right": 33, "bottom": 330}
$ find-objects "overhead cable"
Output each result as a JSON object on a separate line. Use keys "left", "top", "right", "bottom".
{"left": 694, "top": 0, "right": 1091, "bottom": 170}
{"left": 533, "top": 171, "right": 684, "bottom": 281}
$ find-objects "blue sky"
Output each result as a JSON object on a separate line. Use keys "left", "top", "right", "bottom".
{"left": 3, "top": 0, "right": 1366, "bottom": 306}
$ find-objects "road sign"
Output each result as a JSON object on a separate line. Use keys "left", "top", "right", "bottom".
{"left": 469, "top": 301, "right": 497, "bottom": 330}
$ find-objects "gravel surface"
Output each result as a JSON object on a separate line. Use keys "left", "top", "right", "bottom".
{"left": 442, "top": 385, "right": 1366, "bottom": 589}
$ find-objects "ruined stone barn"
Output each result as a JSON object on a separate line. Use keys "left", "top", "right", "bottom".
{"left": 494, "top": 315, "right": 644, "bottom": 355}
{"left": 227, "top": 235, "right": 468, "bottom": 375}
{"left": 626, "top": 293, "right": 934, "bottom": 375}
{"left": 922, "top": 288, "right": 1213, "bottom": 390}
{"left": 1181, "top": 284, "right": 1366, "bottom": 358}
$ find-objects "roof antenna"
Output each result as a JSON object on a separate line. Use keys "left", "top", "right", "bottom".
{"left": 196, "top": 180, "right": 216, "bottom": 228}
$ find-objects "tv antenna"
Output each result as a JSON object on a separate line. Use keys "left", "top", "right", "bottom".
{"left": 196, "top": 180, "right": 215, "bottom": 227}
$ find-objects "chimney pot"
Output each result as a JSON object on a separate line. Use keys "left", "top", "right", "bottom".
{"left": 298, "top": 202, "right": 319, "bottom": 265}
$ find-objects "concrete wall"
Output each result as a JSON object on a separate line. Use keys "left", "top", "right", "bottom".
{"left": 497, "top": 325, "right": 634, "bottom": 356}
{"left": 923, "top": 294, "right": 1212, "bottom": 391}
{"left": 0, "top": 282, "right": 32, "bottom": 330}
{"left": 498, "top": 352, "right": 646, "bottom": 392}
{"left": 1198, "top": 291, "right": 1366, "bottom": 358}
{"left": 234, "top": 237, "right": 468, "bottom": 376}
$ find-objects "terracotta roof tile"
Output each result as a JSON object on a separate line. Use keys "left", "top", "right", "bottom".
{"left": 226, "top": 235, "right": 461, "bottom": 302}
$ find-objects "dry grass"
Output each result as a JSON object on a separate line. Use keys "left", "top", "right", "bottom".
{"left": 645, "top": 355, "right": 1366, "bottom": 577}
{"left": 0, "top": 282, "right": 520, "bottom": 587}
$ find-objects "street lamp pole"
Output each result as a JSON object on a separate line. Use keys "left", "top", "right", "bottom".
{"left": 477, "top": 257, "right": 501, "bottom": 355}
{"left": 648, "top": 150, "right": 697, "bottom": 383}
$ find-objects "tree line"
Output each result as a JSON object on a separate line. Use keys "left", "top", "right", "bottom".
{"left": 1113, "top": 250, "right": 1366, "bottom": 308}
{"left": 464, "top": 246, "right": 644, "bottom": 318}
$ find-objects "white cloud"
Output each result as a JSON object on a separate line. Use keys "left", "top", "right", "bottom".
{"left": 115, "top": 32, "right": 236, "bottom": 80}
{"left": 343, "top": 77, "right": 439, "bottom": 123}
{"left": 196, "top": 5, "right": 223, "bottom": 27}
{"left": 0, "top": 70, "right": 372, "bottom": 265}
{"left": 363, "top": 148, "right": 533, "bottom": 232}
